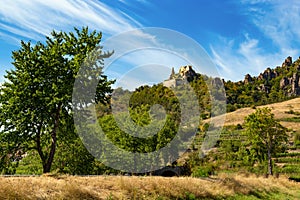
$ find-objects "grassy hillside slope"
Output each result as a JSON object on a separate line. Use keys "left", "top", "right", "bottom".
{"left": 206, "top": 97, "right": 300, "bottom": 132}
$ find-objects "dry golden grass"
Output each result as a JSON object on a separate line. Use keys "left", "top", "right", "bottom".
{"left": 206, "top": 97, "right": 300, "bottom": 131}
{"left": 0, "top": 174, "right": 299, "bottom": 199}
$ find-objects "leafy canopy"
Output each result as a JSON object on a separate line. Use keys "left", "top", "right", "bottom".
{"left": 0, "top": 27, "right": 114, "bottom": 173}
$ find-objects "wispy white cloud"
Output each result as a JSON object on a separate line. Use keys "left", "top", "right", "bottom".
{"left": 0, "top": 0, "right": 142, "bottom": 42}
{"left": 242, "top": 0, "right": 300, "bottom": 53}
{"left": 118, "top": 0, "right": 150, "bottom": 6}
{"left": 210, "top": 0, "right": 300, "bottom": 81}
{"left": 210, "top": 34, "right": 283, "bottom": 81}
{"left": 0, "top": 1, "right": 199, "bottom": 90}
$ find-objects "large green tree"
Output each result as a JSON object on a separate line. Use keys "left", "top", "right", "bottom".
{"left": 0, "top": 27, "right": 114, "bottom": 173}
{"left": 243, "top": 107, "right": 288, "bottom": 175}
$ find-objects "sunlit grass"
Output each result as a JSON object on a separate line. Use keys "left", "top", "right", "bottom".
{"left": 0, "top": 174, "right": 299, "bottom": 199}
{"left": 205, "top": 97, "right": 300, "bottom": 132}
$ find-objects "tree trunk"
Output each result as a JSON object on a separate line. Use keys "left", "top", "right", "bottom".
{"left": 36, "top": 123, "right": 47, "bottom": 170}
{"left": 43, "top": 104, "right": 61, "bottom": 173}
{"left": 267, "top": 146, "right": 273, "bottom": 176}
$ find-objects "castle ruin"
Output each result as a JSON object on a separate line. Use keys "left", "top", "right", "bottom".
{"left": 163, "top": 65, "right": 197, "bottom": 87}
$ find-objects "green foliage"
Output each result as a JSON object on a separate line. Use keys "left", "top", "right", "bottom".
{"left": 16, "top": 150, "right": 42, "bottom": 175}
{"left": 294, "top": 132, "right": 300, "bottom": 147}
{"left": 279, "top": 117, "right": 300, "bottom": 122}
{"left": 0, "top": 27, "right": 114, "bottom": 173}
{"left": 274, "top": 157, "right": 300, "bottom": 163}
{"left": 98, "top": 108, "right": 181, "bottom": 169}
{"left": 191, "top": 166, "right": 214, "bottom": 177}
{"left": 285, "top": 110, "right": 300, "bottom": 115}
{"left": 224, "top": 59, "right": 300, "bottom": 111}
{"left": 52, "top": 137, "right": 96, "bottom": 175}
{"left": 276, "top": 152, "right": 300, "bottom": 157}
{"left": 280, "top": 164, "right": 300, "bottom": 174}
{"left": 0, "top": 139, "right": 19, "bottom": 174}
{"left": 243, "top": 108, "right": 289, "bottom": 175}
{"left": 183, "top": 192, "right": 196, "bottom": 200}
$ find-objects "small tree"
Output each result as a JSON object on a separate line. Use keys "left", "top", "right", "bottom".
{"left": 243, "top": 107, "right": 288, "bottom": 175}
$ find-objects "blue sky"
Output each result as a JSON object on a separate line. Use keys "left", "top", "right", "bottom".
{"left": 1, "top": 0, "right": 300, "bottom": 89}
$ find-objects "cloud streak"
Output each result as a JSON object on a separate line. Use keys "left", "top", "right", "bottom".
{"left": 0, "top": 1, "right": 201, "bottom": 90}
{"left": 0, "top": 0, "right": 142, "bottom": 42}
{"left": 242, "top": 0, "right": 300, "bottom": 53}
{"left": 210, "top": 34, "right": 283, "bottom": 81}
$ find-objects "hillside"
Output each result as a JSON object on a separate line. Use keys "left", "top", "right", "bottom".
{"left": 223, "top": 56, "right": 300, "bottom": 111}
{"left": 205, "top": 97, "right": 300, "bottom": 132}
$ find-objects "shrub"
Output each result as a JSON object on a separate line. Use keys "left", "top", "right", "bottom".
{"left": 191, "top": 166, "right": 214, "bottom": 177}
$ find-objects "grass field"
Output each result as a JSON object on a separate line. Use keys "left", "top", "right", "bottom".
{"left": 0, "top": 174, "right": 299, "bottom": 200}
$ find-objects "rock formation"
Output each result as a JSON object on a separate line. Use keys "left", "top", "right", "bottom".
{"left": 282, "top": 56, "right": 292, "bottom": 67}
{"left": 244, "top": 74, "right": 252, "bottom": 84}
{"left": 280, "top": 77, "right": 289, "bottom": 88}
{"left": 252, "top": 56, "right": 300, "bottom": 95}
{"left": 258, "top": 68, "right": 277, "bottom": 81}
{"left": 279, "top": 57, "right": 300, "bottom": 95}
{"left": 212, "top": 77, "right": 223, "bottom": 87}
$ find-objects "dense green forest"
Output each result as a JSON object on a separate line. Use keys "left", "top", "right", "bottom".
{"left": 0, "top": 28, "right": 299, "bottom": 181}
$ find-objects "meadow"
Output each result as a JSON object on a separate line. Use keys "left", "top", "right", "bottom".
{"left": 0, "top": 173, "right": 299, "bottom": 199}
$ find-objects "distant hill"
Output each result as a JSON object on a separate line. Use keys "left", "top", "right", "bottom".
{"left": 225, "top": 56, "right": 300, "bottom": 111}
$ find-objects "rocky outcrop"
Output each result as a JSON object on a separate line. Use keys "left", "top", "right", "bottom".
{"left": 258, "top": 68, "right": 277, "bottom": 81}
{"left": 255, "top": 57, "right": 300, "bottom": 95}
{"left": 291, "top": 73, "right": 300, "bottom": 95}
{"left": 280, "top": 72, "right": 300, "bottom": 95}
{"left": 244, "top": 74, "right": 252, "bottom": 84}
{"left": 282, "top": 56, "right": 292, "bottom": 67}
{"left": 258, "top": 84, "right": 270, "bottom": 93}
{"left": 280, "top": 77, "right": 289, "bottom": 88}
{"left": 212, "top": 77, "right": 223, "bottom": 87}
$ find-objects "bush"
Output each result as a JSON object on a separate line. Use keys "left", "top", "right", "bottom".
{"left": 191, "top": 165, "right": 214, "bottom": 177}
{"left": 281, "top": 165, "right": 300, "bottom": 173}
{"left": 15, "top": 151, "right": 42, "bottom": 175}
{"left": 294, "top": 132, "right": 300, "bottom": 147}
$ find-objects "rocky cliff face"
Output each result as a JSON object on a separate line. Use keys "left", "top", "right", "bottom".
{"left": 280, "top": 72, "right": 300, "bottom": 95}
{"left": 282, "top": 56, "right": 293, "bottom": 67}
{"left": 244, "top": 74, "right": 252, "bottom": 84}
{"left": 243, "top": 56, "right": 300, "bottom": 96}
{"left": 257, "top": 68, "right": 278, "bottom": 81}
